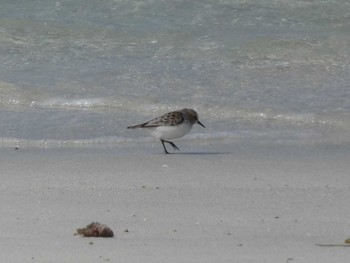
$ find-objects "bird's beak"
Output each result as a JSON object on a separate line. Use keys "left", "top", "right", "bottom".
{"left": 197, "top": 120, "right": 205, "bottom": 128}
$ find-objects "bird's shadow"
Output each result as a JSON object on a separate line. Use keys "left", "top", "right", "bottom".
{"left": 154, "top": 151, "right": 232, "bottom": 155}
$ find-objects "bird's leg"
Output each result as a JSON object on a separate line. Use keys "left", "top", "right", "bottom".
{"left": 167, "top": 141, "right": 179, "bottom": 151}
{"left": 161, "top": 140, "right": 169, "bottom": 154}
{"left": 163, "top": 140, "right": 179, "bottom": 151}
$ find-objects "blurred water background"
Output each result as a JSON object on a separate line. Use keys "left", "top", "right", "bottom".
{"left": 0, "top": 0, "right": 349, "bottom": 146}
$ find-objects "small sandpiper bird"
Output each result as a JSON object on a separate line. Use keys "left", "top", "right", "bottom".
{"left": 127, "top": 108, "right": 205, "bottom": 154}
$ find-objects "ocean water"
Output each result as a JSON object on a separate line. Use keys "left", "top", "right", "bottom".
{"left": 0, "top": 0, "right": 349, "bottom": 147}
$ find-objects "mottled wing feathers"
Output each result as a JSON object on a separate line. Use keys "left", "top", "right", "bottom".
{"left": 127, "top": 111, "right": 184, "bottom": 129}
{"left": 148, "top": 111, "right": 184, "bottom": 126}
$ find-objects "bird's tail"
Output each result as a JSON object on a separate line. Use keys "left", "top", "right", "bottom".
{"left": 127, "top": 124, "right": 143, "bottom": 129}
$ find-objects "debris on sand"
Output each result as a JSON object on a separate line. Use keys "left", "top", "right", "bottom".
{"left": 75, "top": 222, "right": 114, "bottom": 238}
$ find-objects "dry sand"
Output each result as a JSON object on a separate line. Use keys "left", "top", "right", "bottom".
{"left": 1, "top": 139, "right": 350, "bottom": 262}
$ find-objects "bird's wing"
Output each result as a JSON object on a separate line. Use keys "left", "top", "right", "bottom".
{"left": 127, "top": 111, "right": 184, "bottom": 129}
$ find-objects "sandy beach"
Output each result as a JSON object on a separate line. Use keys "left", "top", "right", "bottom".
{"left": 1, "top": 138, "right": 349, "bottom": 262}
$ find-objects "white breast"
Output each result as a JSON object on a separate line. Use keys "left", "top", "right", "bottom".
{"left": 151, "top": 122, "right": 193, "bottom": 140}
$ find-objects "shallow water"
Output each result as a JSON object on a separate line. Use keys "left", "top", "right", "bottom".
{"left": 0, "top": 0, "right": 349, "bottom": 146}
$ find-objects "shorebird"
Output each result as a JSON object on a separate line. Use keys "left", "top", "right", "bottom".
{"left": 127, "top": 108, "right": 205, "bottom": 154}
